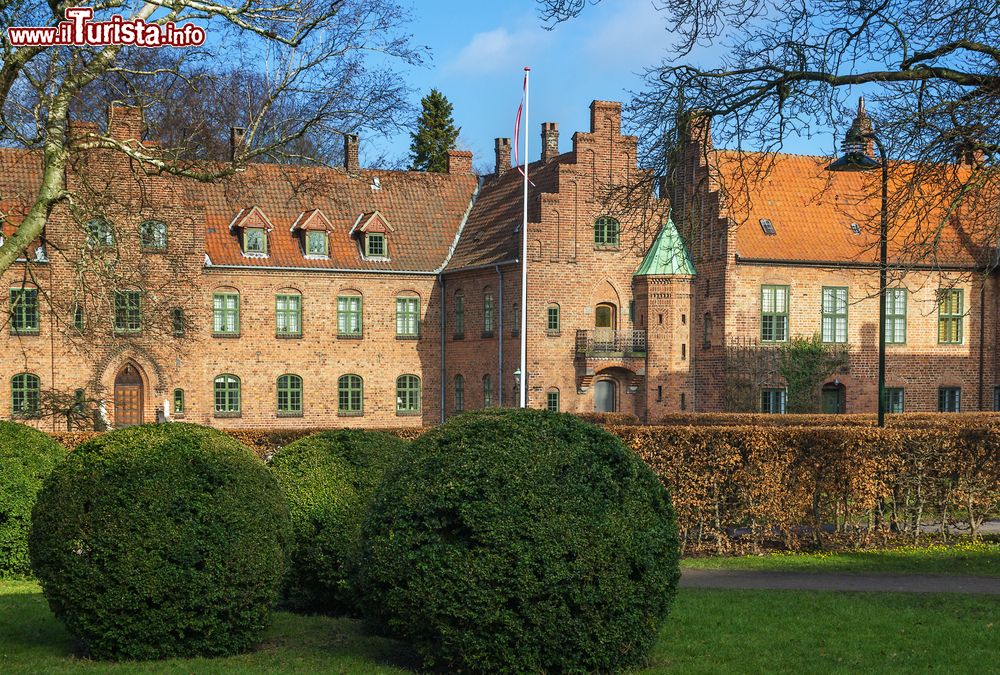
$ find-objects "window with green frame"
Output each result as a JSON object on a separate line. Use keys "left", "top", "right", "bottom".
{"left": 884, "top": 387, "right": 904, "bottom": 413}
{"left": 243, "top": 227, "right": 267, "bottom": 254}
{"left": 938, "top": 387, "right": 961, "bottom": 412}
{"left": 594, "top": 216, "right": 620, "bottom": 247}
{"left": 483, "top": 374, "right": 493, "bottom": 408}
{"left": 113, "top": 290, "right": 142, "bottom": 334}
{"left": 547, "top": 304, "right": 560, "bottom": 332}
{"left": 761, "top": 388, "right": 786, "bottom": 413}
{"left": 10, "top": 288, "right": 39, "bottom": 334}
{"left": 173, "top": 388, "right": 184, "bottom": 416}
{"left": 821, "top": 287, "right": 848, "bottom": 343}
{"left": 338, "top": 374, "right": 363, "bottom": 415}
{"left": 305, "top": 230, "right": 328, "bottom": 256}
{"left": 885, "top": 288, "right": 907, "bottom": 343}
{"left": 140, "top": 220, "right": 167, "bottom": 251}
{"left": 454, "top": 293, "right": 465, "bottom": 337}
{"left": 937, "top": 289, "right": 963, "bottom": 344}
{"left": 454, "top": 374, "right": 464, "bottom": 412}
{"left": 396, "top": 374, "right": 421, "bottom": 414}
{"left": 546, "top": 389, "right": 559, "bottom": 412}
{"left": 275, "top": 294, "right": 302, "bottom": 337}
{"left": 396, "top": 296, "right": 420, "bottom": 337}
{"left": 760, "top": 285, "right": 789, "bottom": 342}
{"left": 365, "top": 232, "right": 386, "bottom": 257}
{"left": 483, "top": 291, "right": 494, "bottom": 335}
{"left": 213, "top": 374, "right": 241, "bottom": 415}
{"left": 212, "top": 292, "right": 240, "bottom": 335}
{"left": 72, "top": 303, "right": 84, "bottom": 331}
{"left": 337, "top": 295, "right": 362, "bottom": 336}
{"left": 277, "top": 374, "right": 303, "bottom": 416}
{"left": 11, "top": 373, "right": 40, "bottom": 417}
{"left": 85, "top": 218, "right": 114, "bottom": 246}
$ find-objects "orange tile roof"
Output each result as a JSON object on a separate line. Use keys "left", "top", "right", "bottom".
{"left": 713, "top": 151, "right": 986, "bottom": 268}
{"left": 0, "top": 149, "right": 479, "bottom": 273}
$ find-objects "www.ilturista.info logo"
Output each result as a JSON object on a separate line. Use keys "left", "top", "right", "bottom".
{"left": 7, "top": 7, "right": 206, "bottom": 48}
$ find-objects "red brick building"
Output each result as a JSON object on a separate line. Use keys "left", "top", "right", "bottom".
{"left": 1, "top": 101, "right": 996, "bottom": 429}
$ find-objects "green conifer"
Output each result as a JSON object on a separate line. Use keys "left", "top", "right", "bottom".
{"left": 409, "top": 89, "right": 460, "bottom": 172}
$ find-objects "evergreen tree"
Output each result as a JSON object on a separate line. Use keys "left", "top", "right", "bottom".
{"left": 409, "top": 89, "right": 460, "bottom": 172}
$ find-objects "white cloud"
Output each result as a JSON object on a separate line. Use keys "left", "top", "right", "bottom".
{"left": 447, "top": 26, "right": 550, "bottom": 75}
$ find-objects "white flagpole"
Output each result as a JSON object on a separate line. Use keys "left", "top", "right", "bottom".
{"left": 519, "top": 67, "right": 530, "bottom": 408}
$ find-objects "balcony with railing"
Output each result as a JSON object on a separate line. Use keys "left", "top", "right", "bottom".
{"left": 575, "top": 329, "right": 647, "bottom": 359}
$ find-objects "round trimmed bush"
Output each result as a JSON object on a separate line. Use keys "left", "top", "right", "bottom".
{"left": 356, "top": 409, "right": 680, "bottom": 673}
{"left": 28, "top": 423, "right": 292, "bottom": 660}
{"left": 268, "top": 429, "right": 408, "bottom": 614}
{"left": 0, "top": 421, "right": 65, "bottom": 579}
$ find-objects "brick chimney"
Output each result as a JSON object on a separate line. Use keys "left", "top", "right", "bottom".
{"left": 230, "top": 127, "right": 246, "bottom": 161}
{"left": 541, "top": 122, "right": 559, "bottom": 163}
{"left": 344, "top": 133, "right": 359, "bottom": 172}
{"left": 447, "top": 149, "right": 473, "bottom": 174}
{"left": 495, "top": 138, "right": 511, "bottom": 176}
{"left": 107, "top": 104, "right": 144, "bottom": 142}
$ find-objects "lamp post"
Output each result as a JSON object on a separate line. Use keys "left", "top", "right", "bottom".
{"left": 828, "top": 121, "right": 889, "bottom": 427}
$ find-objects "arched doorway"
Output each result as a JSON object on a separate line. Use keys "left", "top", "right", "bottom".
{"left": 114, "top": 362, "right": 144, "bottom": 427}
{"left": 594, "top": 379, "right": 617, "bottom": 413}
{"left": 821, "top": 382, "right": 846, "bottom": 414}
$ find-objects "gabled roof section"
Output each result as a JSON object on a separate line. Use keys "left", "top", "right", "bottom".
{"left": 290, "top": 209, "right": 333, "bottom": 232}
{"left": 635, "top": 215, "right": 695, "bottom": 276}
{"left": 228, "top": 205, "right": 274, "bottom": 232}
{"left": 350, "top": 210, "right": 395, "bottom": 236}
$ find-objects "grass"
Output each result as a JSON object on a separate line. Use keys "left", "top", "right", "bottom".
{"left": 2, "top": 580, "right": 997, "bottom": 674}
{"left": 681, "top": 541, "right": 1000, "bottom": 576}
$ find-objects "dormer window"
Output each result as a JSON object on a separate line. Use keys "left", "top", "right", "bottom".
{"left": 366, "top": 233, "right": 386, "bottom": 258}
{"left": 306, "top": 230, "right": 328, "bottom": 256}
{"left": 244, "top": 227, "right": 267, "bottom": 254}
{"left": 350, "top": 210, "right": 394, "bottom": 261}
{"left": 228, "top": 206, "right": 274, "bottom": 258}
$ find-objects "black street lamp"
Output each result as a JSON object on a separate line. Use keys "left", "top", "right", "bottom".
{"left": 828, "top": 101, "right": 889, "bottom": 427}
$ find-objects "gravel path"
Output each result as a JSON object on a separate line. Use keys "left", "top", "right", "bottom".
{"left": 680, "top": 569, "right": 1000, "bottom": 595}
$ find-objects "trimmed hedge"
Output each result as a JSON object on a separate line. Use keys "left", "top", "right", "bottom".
{"left": 357, "top": 409, "right": 680, "bottom": 673}
{"left": 29, "top": 423, "right": 292, "bottom": 660}
{"left": 269, "top": 430, "right": 408, "bottom": 614}
{"left": 616, "top": 424, "right": 1000, "bottom": 553}
{"left": 654, "top": 412, "right": 1000, "bottom": 428}
{"left": 0, "top": 421, "right": 65, "bottom": 579}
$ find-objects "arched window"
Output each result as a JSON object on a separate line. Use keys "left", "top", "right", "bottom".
{"left": 213, "top": 374, "right": 240, "bottom": 416}
{"left": 594, "top": 216, "right": 620, "bottom": 247}
{"left": 173, "top": 388, "right": 185, "bottom": 416}
{"left": 396, "top": 375, "right": 421, "bottom": 414}
{"left": 336, "top": 293, "right": 362, "bottom": 337}
{"left": 10, "top": 286, "right": 39, "bottom": 335}
{"left": 275, "top": 292, "right": 302, "bottom": 337}
{"left": 171, "top": 308, "right": 186, "bottom": 337}
{"left": 140, "top": 220, "right": 167, "bottom": 251}
{"left": 11, "top": 373, "right": 40, "bottom": 417}
{"left": 483, "top": 289, "right": 494, "bottom": 336}
{"left": 277, "top": 374, "right": 303, "bottom": 416}
{"left": 337, "top": 374, "right": 363, "bottom": 415}
{"left": 113, "top": 290, "right": 142, "bottom": 334}
{"left": 72, "top": 303, "right": 85, "bottom": 331}
{"left": 483, "top": 374, "right": 493, "bottom": 408}
{"left": 547, "top": 304, "right": 560, "bottom": 333}
{"left": 85, "top": 218, "right": 114, "bottom": 246}
{"left": 546, "top": 387, "right": 560, "bottom": 412}
{"left": 454, "top": 374, "right": 465, "bottom": 413}
{"left": 453, "top": 291, "right": 465, "bottom": 338}
{"left": 396, "top": 294, "right": 420, "bottom": 337}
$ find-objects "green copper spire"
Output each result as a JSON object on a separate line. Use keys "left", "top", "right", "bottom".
{"left": 634, "top": 215, "right": 695, "bottom": 276}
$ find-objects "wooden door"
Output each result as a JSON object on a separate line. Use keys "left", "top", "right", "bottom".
{"left": 594, "top": 380, "right": 616, "bottom": 412}
{"left": 114, "top": 363, "right": 144, "bottom": 427}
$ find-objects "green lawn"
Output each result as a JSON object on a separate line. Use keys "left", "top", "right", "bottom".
{"left": 2, "top": 580, "right": 997, "bottom": 673}
{"left": 681, "top": 541, "right": 1000, "bottom": 576}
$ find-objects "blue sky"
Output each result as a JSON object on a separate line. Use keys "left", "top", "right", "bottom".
{"left": 366, "top": 0, "right": 839, "bottom": 170}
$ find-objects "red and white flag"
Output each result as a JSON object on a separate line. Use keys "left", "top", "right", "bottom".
{"left": 513, "top": 70, "right": 535, "bottom": 186}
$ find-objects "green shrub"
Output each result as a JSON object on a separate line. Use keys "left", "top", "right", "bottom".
{"left": 269, "top": 429, "right": 408, "bottom": 614}
{"left": 356, "top": 409, "right": 680, "bottom": 673}
{"left": 28, "top": 423, "right": 292, "bottom": 660}
{"left": 0, "top": 421, "right": 65, "bottom": 579}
